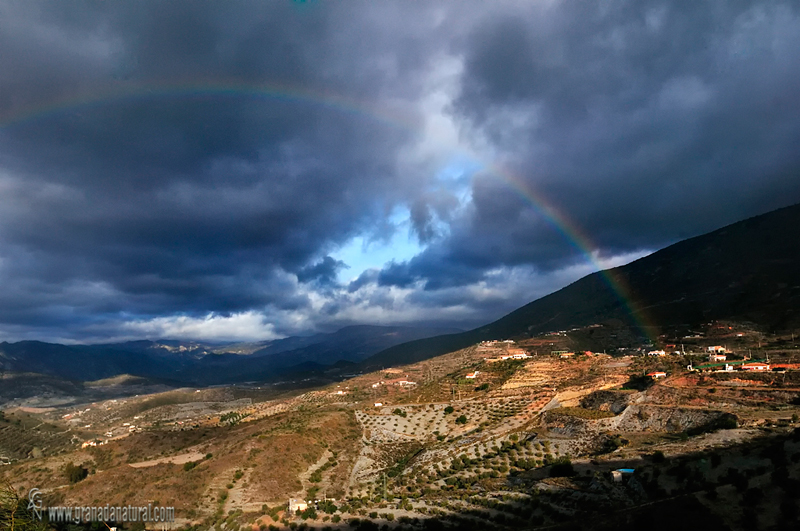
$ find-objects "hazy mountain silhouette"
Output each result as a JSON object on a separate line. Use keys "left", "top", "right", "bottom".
{"left": 0, "top": 325, "right": 460, "bottom": 385}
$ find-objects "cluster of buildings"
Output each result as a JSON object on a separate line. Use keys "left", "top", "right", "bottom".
{"left": 371, "top": 376, "right": 417, "bottom": 388}
{"left": 80, "top": 439, "right": 108, "bottom": 448}
{"left": 484, "top": 348, "right": 531, "bottom": 362}
{"left": 288, "top": 497, "right": 337, "bottom": 514}
{"left": 694, "top": 361, "right": 772, "bottom": 372}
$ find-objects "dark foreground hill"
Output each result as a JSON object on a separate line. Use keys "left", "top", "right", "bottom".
{"left": 361, "top": 203, "right": 800, "bottom": 370}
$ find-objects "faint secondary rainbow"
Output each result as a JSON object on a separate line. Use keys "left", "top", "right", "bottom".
{"left": 0, "top": 80, "right": 658, "bottom": 343}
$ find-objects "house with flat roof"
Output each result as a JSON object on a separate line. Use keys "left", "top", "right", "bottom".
{"left": 288, "top": 499, "right": 308, "bottom": 513}
{"left": 741, "top": 362, "right": 770, "bottom": 371}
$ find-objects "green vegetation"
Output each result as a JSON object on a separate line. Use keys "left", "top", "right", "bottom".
{"left": 220, "top": 411, "right": 250, "bottom": 426}
{"left": 548, "top": 457, "right": 575, "bottom": 477}
{"left": 622, "top": 374, "right": 655, "bottom": 391}
{"left": 455, "top": 415, "right": 468, "bottom": 425}
{"left": 444, "top": 406, "right": 454, "bottom": 414}
{"left": 392, "top": 408, "right": 407, "bottom": 418}
{"left": 0, "top": 483, "right": 47, "bottom": 531}
{"left": 64, "top": 462, "right": 88, "bottom": 483}
{"left": 551, "top": 407, "right": 617, "bottom": 420}
{"left": 183, "top": 460, "right": 198, "bottom": 471}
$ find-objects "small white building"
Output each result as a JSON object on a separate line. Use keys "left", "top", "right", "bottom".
{"left": 288, "top": 499, "right": 308, "bottom": 513}
{"left": 611, "top": 468, "right": 635, "bottom": 483}
{"left": 709, "top": 353, "right": 727, "bottom": 362}
{"left": 741, "top": 362, "right": 770, "bottom": 371}
{"left": 374, "top": 402, "right": 383, "bottom": 407}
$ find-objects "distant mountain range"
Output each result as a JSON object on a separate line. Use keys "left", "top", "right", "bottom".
{"left": 3, "top": 203, "right": 799, "bottom": 387}
{"left": 360, "top": 203, "right": 800, "bottom": 370}
{"left": 0, "top": 325, "right": 460, "bottom": 385}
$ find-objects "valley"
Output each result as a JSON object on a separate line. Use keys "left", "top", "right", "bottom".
{"left": 2, "top": 322, "right": 800, "bottom": 530}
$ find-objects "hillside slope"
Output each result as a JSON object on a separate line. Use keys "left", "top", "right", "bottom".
{"left": 362, "top": 203, "right": 800, "bottom": 369}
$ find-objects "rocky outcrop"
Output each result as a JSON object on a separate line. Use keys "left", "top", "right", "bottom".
{"left": 543, "top": 404, "right": 737, "bottom": 438}
{"left": 579, "top": 390, "right": 643, "bottom": 414}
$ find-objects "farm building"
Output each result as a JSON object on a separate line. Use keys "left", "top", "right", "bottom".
{"left": 288, "top": 499, "right": 308, "bottom": 513}
{"left": 741, "top": 362, "right": 770, "bottom": 371}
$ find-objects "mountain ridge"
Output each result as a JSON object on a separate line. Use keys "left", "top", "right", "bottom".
{"left": 359, "top": 202, "right": 800, "bottom": 370}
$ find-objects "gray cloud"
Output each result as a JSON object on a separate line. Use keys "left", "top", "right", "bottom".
{"left": 0, "top": 1, "right": 797, "bottom": 342}
{"left": 378, "top": 0, "right": 800, "bottom": 290}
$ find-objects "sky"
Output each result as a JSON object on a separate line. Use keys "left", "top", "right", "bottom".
{"left": 0, "top": 1, "right": 798, "bottom": 344}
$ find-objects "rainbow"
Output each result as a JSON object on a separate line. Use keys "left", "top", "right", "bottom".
{"left": 0, "top": 80, "right": 658, "bottom": 342}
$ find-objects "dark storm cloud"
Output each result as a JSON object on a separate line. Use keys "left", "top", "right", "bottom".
{"left": 0, "top": 0, "right": 447, "bottom": 339}
{"left": 375, "top": 0, "right": 800, "bottom": 290}
{"left": 0, "top": 1, "right": 798, "bottom": 341}
{"left": 297, "top": 256, "right": 348, "bottom": 287}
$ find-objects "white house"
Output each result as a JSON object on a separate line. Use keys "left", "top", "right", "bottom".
{"left": 288, "top": 499, "right": 308, "bottom": 513}
{"left": 741, "top": 362, "right": 770, "bottom": 371}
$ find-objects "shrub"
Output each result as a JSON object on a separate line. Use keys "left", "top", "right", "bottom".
{"left": 455, "top": 415, "right": 467, "bottom": 425}
{"left": 64, "top": 462, "right": 88, "bottom": 483}
{"left": 549, "top": 457, "right": 575, "bottom": 477}
{"left": 183, "top": 460, "right": 198, "bottom": 471}
{"left": 652, "top": 451, "right": 666, "bottom": 463}
{"left": 444, "top": 406, "right": 454, "bottom": 415}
